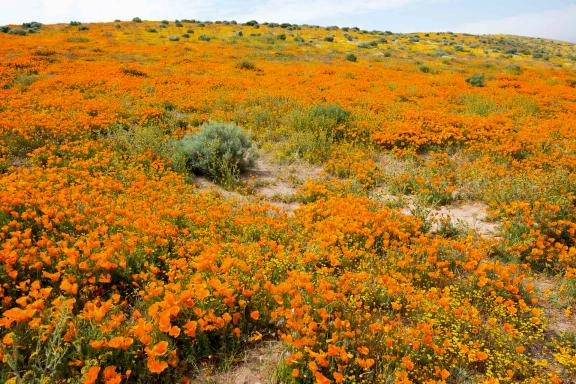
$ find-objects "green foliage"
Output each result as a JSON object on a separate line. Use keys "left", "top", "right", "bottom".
{"left": 465, "top": 73, "right": 486, "bottom": 87}
{"left": 178, "top": 122, "right": 257, "bottom": 188}
{"left": 461, "top": 94, "right": 507, "bottom": 116}
{"left": 419, "top": 65, "right": 431, "bottom": 73}
{"left": 345, "top": 53, "right": 357, "bottom": 62}
{"left": 132, "top": 17, "right": 142, "bottom": 23}
{"left": 358, "top": 41, "right": 378, "bottom": 49}
{"left": 284, "top": 104, "right": 351, "bottom": 162}
{"left": 324, "top": 35, "right": 334, "bottom": 42}
{"left": 106, "top": 124, "right": 187, "bottom": 173}
{"left": 8, "top": 29, "right": 27, "bottom": 36}
{"left": 237, "top": 59, "right": 257, "bottom": 70}
{"left": 78, "top": 25, "right": 89, "bottom": 31}
{"left": 198, "top": 34, "right": 211, "bottom": 41}
{"left": 69, "top": 21, "right": 81, "bottom": 26}
{"left": 168, "top": 36, "right": 180, "bottom": 41}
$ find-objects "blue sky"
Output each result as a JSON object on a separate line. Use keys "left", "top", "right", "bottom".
{"left": 2, "top": 0, "right": 576, "bottom": 42}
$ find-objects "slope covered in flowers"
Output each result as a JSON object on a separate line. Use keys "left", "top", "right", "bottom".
{"left": 0, "top": 19, "right": 575, "bottom": 383}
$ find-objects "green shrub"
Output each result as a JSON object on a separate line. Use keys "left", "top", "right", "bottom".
{"left": 465, "top": 73, "right": 485, "bottom": 87}
{"left": 0, "top": 26, "right": 10, "bottom": 33}
{"left": 245, "top": 20, "right": 258, "bottom": 26}
{"left": 198, "top": 34, "right": 211, "bottom": 41}
{"left": 324, "top": 36, "right": 334, "bottom": 42}
{"left": 8, "top": 29, "right": 26, "bottom": 36}
{"left": 277, "top": 33, "right": 286, "bottom": 40}
{"left": 178, "top": 122, "right": 257, "bottom": 187}
{"left": 78, "top": 25, "right": 89, "bottom": 31}
{"left": 168, "top": 36, "right": 180, "bottom": 41}
{"left": 69, "top": 21, "right": 81, "bottom": 26}
{"left": 284, "top": 104, "right": 351, "bottom": 161}
{"left": 237, "top": 59, "right": 257, "bottom": 70}
{"left": 345, "top": 53, "right": 357, "bottom": 62}
{"left": 132, "top": 17, "right": 142, "bottom": 23}
{"left": 419, "top": 65, "right": 431, "bottom": 73}
{"left": 358, "top": 41, "right": 378, "bottom": 49}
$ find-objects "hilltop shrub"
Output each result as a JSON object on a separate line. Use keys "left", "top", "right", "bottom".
{"left": 8, "top": 29, "right": 27, "bottom": 36}
{"left": 345, "top": 53, "right": 357, "bottom": 62}
{"left": 178, "top": 122, "right": 257, "bottom": 187}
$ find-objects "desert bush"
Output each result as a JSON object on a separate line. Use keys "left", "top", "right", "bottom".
{"left": 345, "top": 53, "right": 357, "bottom": 62}
{"left": 324, "top": 36, "right": 334, "bottom": 42}
{"left": 69, "top": 21, "right": 81, "bottom": 26}
{"left": 178, "top": 122, "right": 257, "bottom": 187}
{"left": 465, "top": 72, "right": 485, "bottom": 87}
{"left": 358, "top": 41, "right": 378, "bottom": 49}
{"left": 78, "top": 25, "right": 89, "bottom": 31}
{"left": 121, "top": 68, "right": 147, "bottom": 77}
{"left": 132, "top": 17, "right": 142, "bottom": 22}
{"left": 168, "top": 36, "right": 180, "bottom": 41}
{"left": 8, "top": 29, "right": 27, "bottom": 36}
{"left": 236, "top": 59, "right": 257, "bottom": 70}
{"left": 198, "top": 34, "right": 211, "bottom": 41}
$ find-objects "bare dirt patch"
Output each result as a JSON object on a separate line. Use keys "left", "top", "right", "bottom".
{"left": 195, "top": 153, "right": 324, "bottom": 213}
{"left": 397, "top": 197, "right": 499, "bottom": 237}
{"left": 190, "top": 341, "right": 284, "bottom": 384}
{"left": 531, "top": 276, "right": 576, "bottom": 335}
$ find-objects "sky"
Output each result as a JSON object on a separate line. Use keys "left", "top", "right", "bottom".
{"left": 2, "top": 0, "right": 576, "bottom": 42}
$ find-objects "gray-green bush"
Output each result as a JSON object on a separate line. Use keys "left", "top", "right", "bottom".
{"left": 178, "top": 122, "right": 257, "bottom": 188}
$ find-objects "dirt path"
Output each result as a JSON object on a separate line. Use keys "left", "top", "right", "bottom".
{"left": 190, "top": 342, "right": 284, "bottom": 384}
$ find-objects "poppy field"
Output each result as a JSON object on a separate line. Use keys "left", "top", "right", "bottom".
{"left": 0, "top": 18, "right": 575, "bottom": 383}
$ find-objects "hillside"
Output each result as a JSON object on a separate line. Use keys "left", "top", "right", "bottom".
{"left": 0, "top": 19, "right": 575, "bottom": 383}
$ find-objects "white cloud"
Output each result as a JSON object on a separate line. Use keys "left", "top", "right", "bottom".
{"left": 454, "top": 4, "right": 576, "bottom": 42}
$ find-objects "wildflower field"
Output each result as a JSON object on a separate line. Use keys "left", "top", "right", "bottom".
{"left": 0, "top": 18, "right": 575, "bottom": 383}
